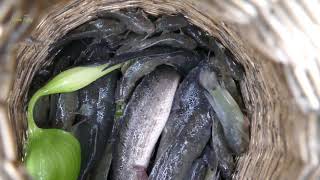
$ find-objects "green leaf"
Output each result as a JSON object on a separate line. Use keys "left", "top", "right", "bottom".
{"left": 25, "top": 129, "right": 81, "bottom": 180}
{"left": 40, "top": 63, "right": 121, "bottom": 95}
{"left": 27, "top": 63, "right": 122, "bottom": 134}
{"left": 25, "top": 63, "right": 123, "bottom": 180}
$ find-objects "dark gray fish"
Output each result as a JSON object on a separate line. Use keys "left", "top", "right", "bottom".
{"left": 225, "top": 51, "right": 245, "bottom": 81}
{"left": 103, "top": 47, "right": 192, "bottom": 70}
{"left": 74, "top": 40, "right": 113, "bottom": 66}
{"left": 53, "top": 19, "right": 127, "bottom": 48}
{"left": 111, "top": 67, "right": 180, "bottom": 180}
{"left": 84, "top": 41, "right": 112, "bottom": 61}
{"left": 204, "top": 166, "right": 221, "bottom": 180}
{"left": 199, "top": 66, "right": 249, "bottom": 155}
{"left": 211, "top": 110, "right": 235, "bottom": 179}
{"left": 210, "top": 41, "right": 245, "bottom": 81}
{"left": 220, "top": 75, "right": 245, "bottom": 110}
{"left": 98, "top": 8, "right": 155, "bottom": 35}
{"left": 91, "top": 111, "right": 124, "bottom": 180}
{"left": 78, "top": 19, "right": 125, "bottom": 33}
{"left": 34, "top": 96, "right": 50, "bottom": 128}
{"left": 186, "top": 158, "right": 207, "bottom": 180}
{"left": 72, "top": 118, "right": 98, "bottom": 180}
{"left": 29, "top": 68, "right": 53, "bottom": 98}
{"left": 118, "top": 32, "right": 145, "bottom": 46}
{"left": 181, "top": 25, "right": 213, "bottom": 49}
{"left": 90, "top": 141, "right": 113, "bottom": 180}
{"left": 50, "top": 40, "right": 88, "bottom": 75}
{"left": 155, "top": 14, "right": 189, "bottom": 33}
{"left": 49, "top": 92, "right": 79, "bottom": 130}
{"left": 40, "top": 42, "right": 86, "bottom": 129}
{"left": 156, "top": 67, "right": 205, "bottom": 159}
{"left": 72, "top": 71, "right": 119, "bottom": 180}
{"left": 48, "top": 50, "right": 83, "bottom": 130}
{"left": 118, "top": 49, "right": 201, "bottom": 103}
{"left": 116, "top": 33, "right": 197, "bottom": 55}
{"left": 150, "top": 68, "right": 212, "bottom": 180}
{"left": 150, "top": 110, "right": 212, "bottom": 180}
{"left": 186, "top": 145, "right": 217, "bottom": 180}
{"left": 202, "top": 145, "right": 217, "bottom": 171}
{"left": 120, "top": 60, "right": 134, "bottom": 74}
{"left": 52, "top": 57, "right": 73, "bottom": 75}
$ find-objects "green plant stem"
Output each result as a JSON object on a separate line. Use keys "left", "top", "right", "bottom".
{"left": 27, "top": 62, "right": 123, "bottom": 137}
{"left": 27, "top": 90, "right": 43, "bottom": 136}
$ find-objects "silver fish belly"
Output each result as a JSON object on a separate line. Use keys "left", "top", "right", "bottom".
{"left": 111, "top": 67, "right": 180, "bottom": 180}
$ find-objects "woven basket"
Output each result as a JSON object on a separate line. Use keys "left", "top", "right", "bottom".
{"left": 1, "top": 0, "right": 320, "bottom": 179}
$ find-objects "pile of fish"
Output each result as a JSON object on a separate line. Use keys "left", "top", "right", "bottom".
{"left": 30, "top": 8, "right": 250, "bottom": 180}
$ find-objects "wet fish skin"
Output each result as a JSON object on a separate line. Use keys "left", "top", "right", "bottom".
{"left": 90, "top": 141, "right": 113, "bottom": 180}
{"left": 186, "top": 145, "right": 216, "bottom": 180}
{"left": 86, "top": 19, "right": 126, "bottom": 33}
{"left": 112, "top": 67, "right": 180, "bottom": 180}
{"left": 181, "top": 25, "right": 213, "bottom": 49}
{"left": 220, "top": 75, "right": 245, "bottom": 110}
{"left": 72, "top": 72, "right": 119, "bottom": 180}
{"left": 202, "top": 142, "right": 220, "bottom": 180}
{"left": 118, "top": 32, "right": 145, "bottom": 47}
{"left": 156, "top": 66, "right": 206, "bottom": 159}
{"left": 49, "top": 40, "right": 88, "bottom": 77}
{"left": 49, "top": 92, "right": 79, "bottom": 130}
{"left": 204, "top": 166, "right": 221, "bottom": 180}
{"left": 155, "top": 14, "right": 189, "bottom": 33}
{"left": 150, "top": 109, "right": 212, "bottom": 180}
{"left": 44, "top": 42, "right": 88, "bottom": 129}
{"left": 51, "top": 45, "right": 81, "bottom": 76}
{"left": 146, "top": 139, "right": 161, "bottom": 175}
{"left": 202, "top": 145, "right": 217, "bottom": 171}
{"left": 103, "top": 46, "right": 191, "bottom": 70}
{"left": 205, "top": 88, "right": 249, "bottom": 155}
{"left": 34, "top": 96, "right": 50, "bottom": 128}
{"left": 47, "top": 46, "right": 85, "bottom": 129}
{"left": 90, "top": 109, "right": 126, "bottom": 180}
{"left": 186, "top": 158, "right": 207, "bottom": 180}
{"left": 224, "top": 49, "right": 245, "bottom": 81}
{"left": 98, "top": 8, "right": 155, "bottom": 35}
{"left": 53, "top": 19, "right": 127, "bottom": 48}
{"left": 116, "top": 33, "right": 197, "bottom": 55}
{"left": 48, "top": 34, "right": 88, "bottom": 68}
{"left": 70, "top": 19, "right": 127, "bottom": 37}
{"left": 84, "top": 41, "right": 112, "bottom": 61}
{"left": 120, "top": 60, "right": 134, "bottom": 74}
{"left": 72, "top": 119, "right": 98, "bottom": 180}
{"left": 211, "top": 109, "right": 235, "bottom": 179}
{"left": 52, "top": 57, "right": 74, "bottom": 76}
{"left": 210, "top": 41, "right": 245, "bottom": 81}
{"left": 29, "top": 68, "right": 53, "bottom": 98}
{"left": 199, "top": 66, "right": 249, "bottom": 155}
{"left": 150, "top": 75, "right": 212, "bottom": 180}
{"left": 118, "top": 49, "right": 201, "bottom": 103}
{"left": 186, "top": 145, "right": 218, "bottom": 180}
{"left": 74, "top": 40, "right": 113, "bottom": 66}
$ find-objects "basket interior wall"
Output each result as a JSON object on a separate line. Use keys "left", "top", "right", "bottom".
{"left": 9, "top": 0, "right": 310, "bottom": 179}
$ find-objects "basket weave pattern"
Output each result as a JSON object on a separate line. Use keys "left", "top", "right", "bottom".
{"left": 0, "top": 0, "right": 319, "bottom": 179}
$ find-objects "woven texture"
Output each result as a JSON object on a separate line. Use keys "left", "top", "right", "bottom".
{"left": 0, "top": 0, "right": 319, "bottom": 179}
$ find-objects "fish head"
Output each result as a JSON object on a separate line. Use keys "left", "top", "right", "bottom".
{"left": 198, "top": 66, "right": 219, "bottom": 91}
